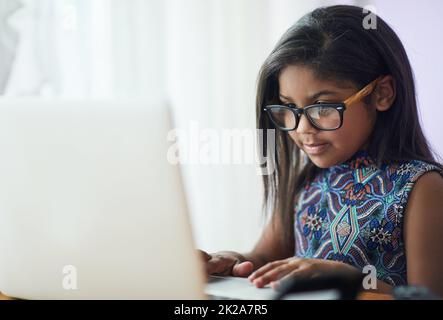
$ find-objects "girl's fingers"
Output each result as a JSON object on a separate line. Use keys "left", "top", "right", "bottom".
{"left": 206, "top": 256, "right": 232, "bottom": 275}
{"left": 232, "top": 261, "right": 254, "bottom": 277}
{"left": 205, "top": 257, "right": 219, "bottom": 275}
{"left": 198, "top": 250, "right": 211, "bottom": 262}
{"left": 278, "top": 266, "right": 317, "bottom": 285}
{"left": 270, "top": 280, "right": 281, "bottom": 290}
{"left": 248, "top": 260, "right": 288, "bottom": 282}
{"left": 270, "top": 265, "right": 309, "bottom": 291}
{"left": 206, "top": 255, "right": 252, "bottom": 276}
{"left": 252, "top": 265, "right": 294, "bottom": 288}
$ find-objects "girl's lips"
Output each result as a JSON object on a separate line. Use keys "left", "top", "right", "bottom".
{"left": 303, "top": 143, "right": 330, "bottom": 155}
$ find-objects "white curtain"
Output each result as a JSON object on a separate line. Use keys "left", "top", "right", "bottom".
{"left": 4, "top": 0, "right": 167, "bottom": 99}
{"left": 1, "top": 0, "right": 363, "bottom": 253}
{"left": 0, "top": 0, "right": 20, "bottom": 93}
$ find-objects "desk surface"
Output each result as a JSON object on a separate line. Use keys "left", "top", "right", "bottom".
{"left": 0, "top": 293, "right": 13, "bottom": 300}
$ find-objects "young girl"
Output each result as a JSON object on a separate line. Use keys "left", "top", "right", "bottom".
{"left": 200, "top": 5, "right": 443, "bottom": 296}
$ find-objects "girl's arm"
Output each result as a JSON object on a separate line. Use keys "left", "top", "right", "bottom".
{"left": 242, "top": 213, "right": 294, "bottom": 270}
{"left": 404, "top": 171, "right": 443, "bottom": 298}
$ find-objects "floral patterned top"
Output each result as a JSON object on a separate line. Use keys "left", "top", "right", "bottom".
{"left": 294, "top": 150, "right": 443, "bottom": 286}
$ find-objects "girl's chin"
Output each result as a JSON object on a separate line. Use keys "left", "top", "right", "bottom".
{"left": 307, "top": 153, "right": 340, "bottom": 169}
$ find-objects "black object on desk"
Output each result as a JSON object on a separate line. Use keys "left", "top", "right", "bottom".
{"left": 273, "top": 270, "right": 364, "bottom": 300}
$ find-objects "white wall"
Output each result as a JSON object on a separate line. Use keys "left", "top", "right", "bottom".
{"left": 360, "top": 0, "right": 443, "bottom": 160}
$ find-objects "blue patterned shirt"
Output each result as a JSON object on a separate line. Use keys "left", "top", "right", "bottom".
{"left": 294, "top": 150, "right": 443, "bottom": 286}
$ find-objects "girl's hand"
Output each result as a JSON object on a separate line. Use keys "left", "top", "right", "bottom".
{"left": 248, "top": 257, "right": 358, "bottom": 289}
{"left": 198, "top": 250, "right": 254, "bottom": 277}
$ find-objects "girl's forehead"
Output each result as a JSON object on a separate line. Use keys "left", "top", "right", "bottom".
{"left": 278, "top": 65, "right": 354, "bottom": 98}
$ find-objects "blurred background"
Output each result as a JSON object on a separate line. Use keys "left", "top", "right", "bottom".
{"left": 0, "top": 0, "right": 442, "bottom": 253}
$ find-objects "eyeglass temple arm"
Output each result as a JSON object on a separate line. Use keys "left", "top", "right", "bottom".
{"left": 343, "top": 76, "right": 384, "bottom": 107}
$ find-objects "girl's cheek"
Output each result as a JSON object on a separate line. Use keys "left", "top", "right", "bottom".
{"left": 288, "top": 132, "right": 300, "bottom": 146}
{"left": 322, "top": 127, "right": 345, "bottom": 144}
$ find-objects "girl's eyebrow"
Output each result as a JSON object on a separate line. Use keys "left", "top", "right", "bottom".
{"left": 279, "top": 90, "right": 339, "bottom": 102}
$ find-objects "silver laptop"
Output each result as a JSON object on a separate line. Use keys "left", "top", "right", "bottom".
{"left": 0, "top": 99, "right": 277, "bottom": 300}
{"left": 0, "top": 99, "right": 210, "bottom": 299}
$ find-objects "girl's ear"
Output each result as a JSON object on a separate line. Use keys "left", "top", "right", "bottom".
{"left": 372, "top": 75, "right": 396, "bottom": 111}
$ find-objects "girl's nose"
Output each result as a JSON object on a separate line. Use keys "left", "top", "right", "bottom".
{"left": 296, "top": 114, "right": 318, "bottom": 134}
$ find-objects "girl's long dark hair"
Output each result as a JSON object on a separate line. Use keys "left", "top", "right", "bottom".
{"left": 256, "top": 5, "right": 442, "bottom": 249}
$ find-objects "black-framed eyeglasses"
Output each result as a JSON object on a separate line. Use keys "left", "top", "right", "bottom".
{"left": 263, "top": 76, "right": 383, "bottom": 131}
